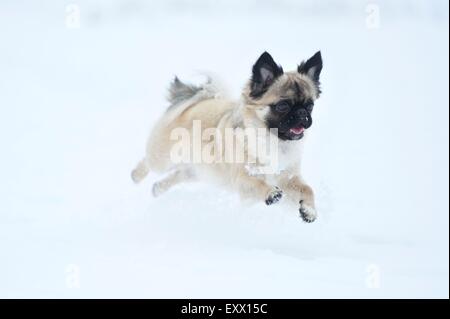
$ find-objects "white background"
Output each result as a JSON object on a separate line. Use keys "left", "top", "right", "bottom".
{"left": 0, "top": 0, "right": 448, "bottom": 298}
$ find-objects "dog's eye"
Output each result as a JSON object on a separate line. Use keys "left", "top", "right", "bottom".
{"left": 275, "top": 101, "right": 290, "bottom": 113}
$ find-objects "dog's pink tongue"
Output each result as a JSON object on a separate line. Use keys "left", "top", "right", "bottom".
{"left": 290, "top": 127, "right": 305, "bottom": 135}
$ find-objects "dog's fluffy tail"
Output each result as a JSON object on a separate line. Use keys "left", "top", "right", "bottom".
{"left": 167, "top": 76, "right": 203, "bottom": 106}
{"left": 164, "top": 75, "right": 224, "bottom": 123}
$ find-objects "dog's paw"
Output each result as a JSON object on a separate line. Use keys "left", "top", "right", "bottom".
{"left": 265, "top": 187, "right": 283, "bottom": 205}
{"left": 152, "top": 182, "right": 164, "bottom": 198}
{"left": 299, "top": 200, "right": 317, "bottom": 223}
{"left": 131, "top": 169, "right": 143, "bottom": 184}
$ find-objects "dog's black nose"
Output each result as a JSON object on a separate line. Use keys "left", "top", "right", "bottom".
{"left": 297, "top": 109, "right": 308, "bottom": 121}
{"left": 297, "top": 109, "right": 312, "bottom": 128}
{"left": 297, "top": 109, "right": 308, "bottom": 119}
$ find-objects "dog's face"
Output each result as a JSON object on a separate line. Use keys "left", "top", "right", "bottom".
{"left": 243, "top": 51, "right": 323, "bottom": 141}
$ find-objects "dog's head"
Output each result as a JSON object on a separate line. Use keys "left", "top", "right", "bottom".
{"left": 243, "top": 51, "right": 323, "bottom": 141}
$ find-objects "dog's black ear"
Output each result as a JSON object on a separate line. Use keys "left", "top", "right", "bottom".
{"left": 250, "top": 51, "right": 283, "bottom": 98}
{"left": 298, "top": 51, "right": 323, "bottom": 83}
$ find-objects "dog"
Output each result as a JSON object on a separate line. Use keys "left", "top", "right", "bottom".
{"left": 132, "top": 51, "right": 323, "bottom": 222}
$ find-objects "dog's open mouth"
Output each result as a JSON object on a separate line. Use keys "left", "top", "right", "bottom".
{"left": 284, "top": 126, "right": 305, "bottom": 140}
{"left": 278, "top": 126, "right": 307, "bottom": 141}
{"left": 289, "top": 127, "right": 305, "bottom": 135}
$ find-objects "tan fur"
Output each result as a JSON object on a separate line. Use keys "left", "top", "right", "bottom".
{"left": 132, "top": 71, "right": 318, "bottom": 221}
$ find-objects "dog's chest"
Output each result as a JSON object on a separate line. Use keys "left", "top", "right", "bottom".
{"left": 276, "top": 141, "right": 302, "bottom": 172}
{"left": 244, "top": 132, "right": 303, "bottom": 177}
{"left": 261, "top": 142, "right": 302, "bottom": 186}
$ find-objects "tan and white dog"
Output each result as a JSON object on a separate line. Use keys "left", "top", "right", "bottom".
{"left": 132, "top": 51, "right": 323, "bottom": 222}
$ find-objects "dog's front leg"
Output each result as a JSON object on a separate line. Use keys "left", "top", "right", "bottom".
{"left": 279, "top": 173, "right": 317, "bottom": 223}
{"left": 235, "top": 170, "right": 283, "bottom": 205}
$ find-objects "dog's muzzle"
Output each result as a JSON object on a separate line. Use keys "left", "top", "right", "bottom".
{"left": 296, "top": 109, "right": 312, "bottom": 129}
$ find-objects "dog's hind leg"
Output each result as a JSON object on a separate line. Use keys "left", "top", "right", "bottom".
{"left": 131, "top": 158, "right": 150, "bottom": 184}
{"left": 152, "top": 168, "right": 196, "bottom": 197}
{"left": 278, "top": 172, "right": 317, "bottom": 223}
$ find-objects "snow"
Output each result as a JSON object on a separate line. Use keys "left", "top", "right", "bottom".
{"left": 0, "top": 0, "right": 448, "bottom": 298}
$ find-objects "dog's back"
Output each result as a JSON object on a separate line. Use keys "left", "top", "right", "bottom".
{"left": 132, "top": 76, "right": 233, "bottom": 183}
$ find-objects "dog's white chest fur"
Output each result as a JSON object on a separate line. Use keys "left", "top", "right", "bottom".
{"left": 276, "top": 139, "right": 304, "bottom": 173}
{"left": 260, "top": 139, "right": 303, "bottom": 187}
{"left": 244, "top": 132, "right": 304, "bottom": 178}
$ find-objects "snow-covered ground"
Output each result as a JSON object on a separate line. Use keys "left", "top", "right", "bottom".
{"left": 0, "top": 0, "right": 448, "bottom": 298}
